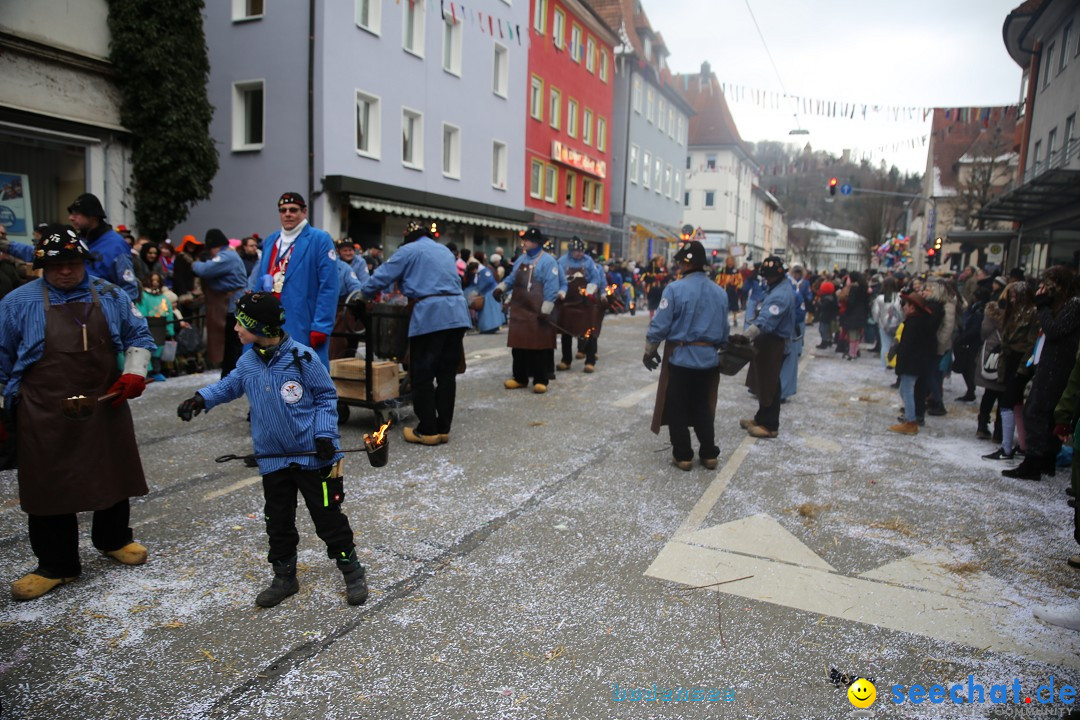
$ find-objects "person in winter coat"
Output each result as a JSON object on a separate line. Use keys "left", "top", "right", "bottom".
{"left": 815, "top": 281, "right": 838, "bottom": 348}
{"left": 837, "top": 272, "right": 868, "bottom": 361}
{"left": 873, "top": 277, "right": 903, "bottom": 371}
{"left": 176, "top": 292, "right": 368, "bottom": 608}
{"left": 193, "top": 229, "right": 249, "bottom": 376}
{"left": 953, "top": 286, "right": 989, "bottom": 402}
{"left": 65, "top": 193, "right": 140, "bottom": 301}
{"left": 1003, "top": 267, "right": 1080, "bottom": 480}
{"left": 982, "top": 281, "right": 1039, "bottom": 460}
{"left": 889, "top": 289, "right": 942, "bottom": 434}
{"left": 471, "top": 252, "right": 503, "bottom": 334}
{"left": 974, "top": 276, "right": 1008, "bottom": 441}
{"left": 923, "top": 278, "right": 960, "bottom": 416}
{"left": 249, "top": 192, "right": 340, "bottom": 369}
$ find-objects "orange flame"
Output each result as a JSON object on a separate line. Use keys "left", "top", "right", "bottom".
{"left": 605, "top": 284, "right": 617, "bottom": 296}
{"left": 584, "top": 327, "right": 595, "bottom": 338}
{"left": 579, "top": 287, "right": 588, "bottom": 295}
{"left": 365, "top": 418, "right": 392, "bottom": 446}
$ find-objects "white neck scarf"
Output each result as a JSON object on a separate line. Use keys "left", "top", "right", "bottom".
{"left": 276, "top": 219, "right": 308, "bottom": 255}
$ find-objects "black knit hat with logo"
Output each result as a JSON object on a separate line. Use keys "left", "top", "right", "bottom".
{"left": 235, "top": 292, "right": 286, "bottom": 337}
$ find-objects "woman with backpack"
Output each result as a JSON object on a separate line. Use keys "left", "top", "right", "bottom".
{"left": 873, "top": 277, "right": 902, "bottom": 371}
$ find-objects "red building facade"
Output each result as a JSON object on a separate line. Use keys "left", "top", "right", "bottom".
{"left": 525, "top": 0, "right": 618, "bottom": 250}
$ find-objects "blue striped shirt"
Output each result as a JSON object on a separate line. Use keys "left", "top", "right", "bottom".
{"left": 196, "top": 336, "right": 343, "bottom": 475}
{"left": 0, "top": 276, "right": 156, "bottom": 404}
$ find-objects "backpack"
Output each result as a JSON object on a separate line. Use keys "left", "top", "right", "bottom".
{"left": 882, "top": 299, "right": 903, "bottom": 336}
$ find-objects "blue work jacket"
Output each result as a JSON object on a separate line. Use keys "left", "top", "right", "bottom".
{"left": 646, "top": 271, "right": 729, "bottom": 369}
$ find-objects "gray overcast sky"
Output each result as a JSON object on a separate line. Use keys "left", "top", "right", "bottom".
{"left": 646, "top": 0, "right": 1024, "bottom": 173}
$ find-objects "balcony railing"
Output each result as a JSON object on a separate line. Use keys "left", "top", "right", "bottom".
{"left": 1020, "top": 137, "right": 1080, "bottom": 187}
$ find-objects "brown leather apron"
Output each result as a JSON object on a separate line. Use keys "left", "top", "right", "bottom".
{"left": 202, "top": 286, "right": 230, "bottom": 365}
{"left": 506, "top": 259, "right": 556, "bottom": 350}
{"left": 650, "top": 342, "right": 720, "bottom": 434}
{"left": 555, "top": 265, "right": 594, "bottom": 337}
{"left": 329, "top": 303, "right": 363, "bottom": 361}
{"left": 16, "top": 283, "right": 148, "bottom": 515}
{"left": 745, "top": 333, "right": 785, "bottom": 407}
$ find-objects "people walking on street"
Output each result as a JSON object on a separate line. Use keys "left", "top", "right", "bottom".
{"left": 739, "top": 256, "right": 796, "bottom": 438}
{"left": 249, "top": 192, "right": 339, "bottom": 368}
{"left": 815, "top": 280, "right": 838, "bottom": 349}
{"left": 493, "top": 228, "right": 565, "bottom": 394}
{"left": 357, "top": 220, "right": 470, "bottom": 444}
{"left": 556, "top": 237, "right": 605, "bottom": 373}
{"left": 176, "top": 292, "right": 367, "bottom": 607}
{"left": 983, "top": 281, "right": 1039, "bottom": 460}
{"left": 715, "top": 254, "right": 743, "bottom": 327}
{"left": 643, "top": 256, "right": 670, "bottom": 320}
{"left": 0, "top": 224, "right": 156, "bottom": 600}
{"left": 471, "top": 251, "right": 504, "bottom": 334}
{"left": 888, "top": 288, "right": 941, "bottom": 435}
{"left": 193, "top": 229, "right": 248, "bottom": 376}
{"left": 643, "top": 240, "right": 729, "bottom": 470}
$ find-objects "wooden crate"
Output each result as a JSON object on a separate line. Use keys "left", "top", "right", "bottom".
{"left": 329, "top": 359, "right": 399, "bottom": 402}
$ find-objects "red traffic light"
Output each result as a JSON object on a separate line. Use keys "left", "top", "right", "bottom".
{"left": 927, "top": 248, "right": 936, "bottom": 256}
{"left": 828, "top": 177, "right": 838, "bottom": 196}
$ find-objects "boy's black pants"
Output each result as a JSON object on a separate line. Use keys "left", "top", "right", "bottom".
{"left": 262, "top": 465, "right": 354, "bottom": 564}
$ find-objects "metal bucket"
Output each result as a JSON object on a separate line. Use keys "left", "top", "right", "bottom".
{"left": 366, "top": 440, "right": 389, "bottom": 468}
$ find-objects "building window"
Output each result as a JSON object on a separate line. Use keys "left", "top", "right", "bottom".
{"left": 493, "top": 43, "right": 509, "bottom": 97}
{"left": 1048, "top": 127, "right": 1058, "bottom": 166}
{"left": 591, "top": 181, "right": 602, "bottom": 213}
{"left": 668, "top": 108, "right": 675, "bottom": 138}
{"left": 1062, "top": 22, "right": 1072, "bottom": 72}
{"left": 653, "top": 158, "right": 661, "bottom": 193}
{"left": 658, "top": 98, "right": 666, "bottom": 132}
{"left": 600, "top": 51, "right": 608, "bottom": 82}
{"left": 355, "top": 0, "right": 380, "bottom": 34}
{"left": 443, "top": 16, "right": 462, "bottom": 75}
{"left": 231, "top": 80, "right": 264, "bottom": 151}
{"left": 565, "top": 170, "right": 576, "bottom": 207}
{"left": 549, "top": 88, "right": 561, "bottom": 130}
{"left": 232, "top": 0, "right": 264, "bottom": 21}
{"left": 1044, "top": 43, "right": 1055, "bottom": 88}
{"left": 674, "top": 172, "right": 681, "bottom": 203}
{"left": 533, "top": 0, "right": 547, "bottom": 34}
{"left": 632, "top": 76, "right": 642, "bottom": 113}
{"left": 530, "top": 158, "right": 544, "bottom": 198}
{"left": 402, "top": 108, "right": 423, "bottom": 168}
{"left": 567, "top": 98, "right": 578, "bottom": 138}
{"left": 442, "top": 123, "right": 461, "bottom": 178}
{"left": 355, "top": 91, "right": 380, "bottom": 158}
{"left": 544, "top": 164, "right": 557, "bottom": 203}
{"left": 678, "top": 117, "right": 685, "bottom": 146}
{"left": 492, "top": 140, "right": 507, "bottom": 189}
{"left": 530, "top": 75, "right": 544, "bottom": 121}
{"left": 664, "top": 164, "right": 672, "bottom": 197}
{"left": 583, "top": 108, "right": 593, "bottom": 145}
{"left": 705, "top": 190, "right": 715, "bottom": 207}
{"left": 683, "top": 191, "right": 690, "bottom": 207}
{"left": 597, "top": 116, "right": 607, "bottom": 152}
{"left": 403, "top": 0, "right": 425, "bottom": 56}
{"left": 1033, "top": 140, "right": 1042, "bottom": 172}
{"left": 642, "top": 150, "right": 651, "bottom": 189}
{"left": 582, "top": 179, "right": 593, "bottom": 211}
{"left": 706, "top": 154, "right": 717, "bottom": 170}
{"left": 586, "top": 37, "right": 596, "bottom": 72}
{"left": 686, "top": 154, "right": 691, "bottom": 170}
{"left": 553, "top": 8, "right": 565, "bottom": 49}
{"left": 646, "top": 87, "right": 654, "bottom": 123}
{"left": 1065, "top": 114, "right": 1076, "bottom": 163}
{"left": 629, "top": 144, "right": 639, "bottom": 184}
{"left": 570, "top": 24, "right": 583, "bottom": 63}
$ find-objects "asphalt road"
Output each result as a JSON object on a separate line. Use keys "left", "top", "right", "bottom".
{"left": 1, "top": 312, "right": 1078, "bottom": 719}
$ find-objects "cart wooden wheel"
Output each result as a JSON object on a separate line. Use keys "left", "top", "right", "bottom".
{"left": 336, "top": 401, "right": 351, "bottom": 424}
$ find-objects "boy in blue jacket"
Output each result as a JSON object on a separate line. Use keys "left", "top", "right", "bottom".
{"left": 176, "top": 292, "right": 368, "bottom": 607}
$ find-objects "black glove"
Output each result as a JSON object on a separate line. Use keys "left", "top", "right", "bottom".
{"left": 315, "top": 437, "right": 336, "bottom": 461}
{"left": 1034, "top": 292, "right": 1053, "bottom": 308}
{"left": 643, "top": 350, "right": 661, "bottom": 371}
{"left": 177, "top": 394, "right": 205, "bottom": 421}
{"left": 492, "top": 286, "right": 504, "bottom": 302}
{"left": 729, "top": 334, "right": 750, "bottom": 345}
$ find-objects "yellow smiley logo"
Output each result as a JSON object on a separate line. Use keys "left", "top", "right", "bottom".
{"left": 848, "top": 678, "right": 877, "bottom": 709}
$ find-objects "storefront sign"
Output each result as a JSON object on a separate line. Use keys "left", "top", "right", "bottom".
{"left": 0, "top": 171, "right": 33, "bottom": 243}
{"left": 551, "top": 141, "right": 607, "bottom": 179}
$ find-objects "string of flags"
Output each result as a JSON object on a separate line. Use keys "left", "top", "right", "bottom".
{"left": 418, "top": 0, "right": 526, "bottom": 45}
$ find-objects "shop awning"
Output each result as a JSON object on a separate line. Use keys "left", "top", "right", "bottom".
{"left": 528, "top": 209, "right": 619, "bottom": 245}
{"left": 977, "top": 168, "right": 1080, "bottom": 224}
{"left": 631, "top": 220, "right": 681, "bottom": 243}
{"left": 348, "top": 197, "right": 528, "bottom": 232}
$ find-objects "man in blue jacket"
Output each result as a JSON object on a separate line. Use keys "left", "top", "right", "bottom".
{"left": 556, "top": 237, "right": 606, "bottom": 373}
{"left": 66, "top": 193, "right": 140, "bottom": 301}
{"left": 779, "top": 263, "right": 813, "bottom": 401}
{"left": 193, "top": 229, "right": 248, "bottom": 376}
{"left": 493, "top": 228, "right": 565, "bottom": 393}
{"left": 644, "top": 241, "right": 729, "bottom": 471}
{"left": 358, "top": 221, "right": 471, "bottom": 445}
{"left": 337, "top": 239, "right": 370, "bottom": 284}
{"left": 738, "top": 256, "right": 797, "bottom": 438}
{"left": 249, "top": 192, "right": 339, "bottom": 368}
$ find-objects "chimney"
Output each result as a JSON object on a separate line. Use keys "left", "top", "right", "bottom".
{"left": 700, "top": 61, "right": 711, "bottom": 81}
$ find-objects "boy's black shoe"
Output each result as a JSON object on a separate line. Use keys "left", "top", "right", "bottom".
{"left": 256, "top": 557, "right": 299, "bottom": 608}
{"left": 337, "top": 551, "right": 369, "bottom": 606}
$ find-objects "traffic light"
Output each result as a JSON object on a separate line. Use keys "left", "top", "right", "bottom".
{"left": 680, "top": 224, "right": 694, "bottom": 241}
{"left": 828, "top": 177, "right": 838, "bottom": 196}
{"left": 934, "top": 236, "right": 943, "bottom": 252}
{"left": 926, "top": 246, "right": 936, "bottom": 266}
{"left": 711, "top": 249, "right": 718, "bottom": 259}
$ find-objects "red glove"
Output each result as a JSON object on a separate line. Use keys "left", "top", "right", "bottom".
{"left": 107, "top": 373, "right": 146, "bottom": 408}
{"left": 309, "top": 331, "right": 328, "bottom": 347}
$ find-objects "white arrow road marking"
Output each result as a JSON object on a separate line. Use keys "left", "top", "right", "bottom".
{"left": 202, "top": 476, "right": 261, "bottom": 502}
{"left": 679, "top": 513, "right": 836, "bottom": 571}
{"left": 612, "top": 381, "right": 659, "bottom": 408}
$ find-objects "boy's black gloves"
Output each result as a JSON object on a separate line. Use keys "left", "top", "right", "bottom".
{"left": 177, "top": 394, "right": 205, "bottom": 421}
{"left": 315, "top": 437, "right": 336, "bottom": 461}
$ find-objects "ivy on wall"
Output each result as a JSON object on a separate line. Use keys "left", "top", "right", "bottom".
{"left": 108, "top": 0, "right": 218, "bottom": 239}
